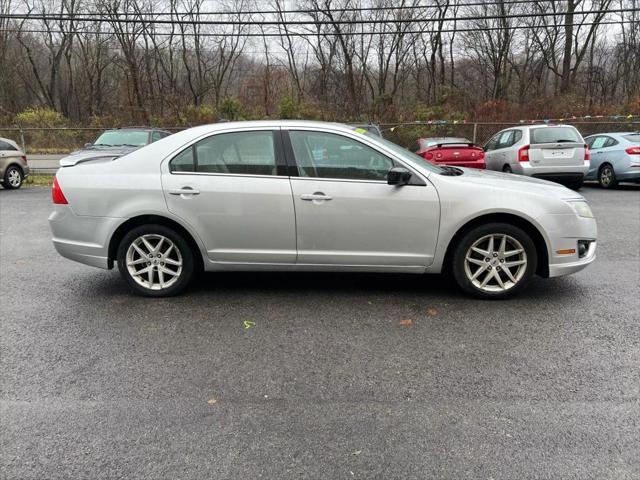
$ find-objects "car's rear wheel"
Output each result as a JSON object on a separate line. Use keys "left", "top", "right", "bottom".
{"left": 502, "top": 164, "right": 513, "bottom": 173}
{"left": 3, "top": 165, "right": 23, "bottom": 189}
{"left": 598, "top": 164, "right": 617, "bottom": 189}
{"left": 117, "top": 224, "right": 194, "bottom": 297}
{"left": 452, "top": 223, "right": 537, "bottom": 299}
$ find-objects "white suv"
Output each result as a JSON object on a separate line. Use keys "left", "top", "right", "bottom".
{"left": 483, "top": 125, "right": 589, "bottom": 189}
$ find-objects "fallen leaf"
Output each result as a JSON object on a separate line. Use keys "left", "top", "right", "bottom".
{"left": 427, "top": 308, "right": 438, "bottom": 317}
{"left": 243, "top": 320, "right": 256, "bottom": 329}
{"left": 352, "top": 450, "right": 362, "bottom": 456}
{"left": 207, "top": 398, "right": 217, "bottom": 405}
{"left": 399, "top": 319, "right": 413, "bottom": 326}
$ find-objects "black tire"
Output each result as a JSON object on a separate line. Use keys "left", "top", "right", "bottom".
{"left": 566, "top": 178, "right": 584, "bottom": 190}
{"left": 3, "top": 165, "right": 23, "bottom": 189}
{"left": 117, "top": 224, "right": 195, "bottom": 297}
{"left": 502, "top": 164, "right": 513, "bottom": 173}
{"left": 598, "top": 164, "right": 617, "bottom": 189}
{"left": 452, "top": 223, "right": 538, "bottom": 299}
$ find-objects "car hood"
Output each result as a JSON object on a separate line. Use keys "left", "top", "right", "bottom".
{"left": 443, "top": 167, "right": 584, "bottom": 200}
{"left": 60, "top": 147, "right": 136, "bottom": 167}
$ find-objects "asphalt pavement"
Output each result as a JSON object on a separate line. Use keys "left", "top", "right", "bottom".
{"left": 1, "top": 184, "right": 639, "bottom": 479}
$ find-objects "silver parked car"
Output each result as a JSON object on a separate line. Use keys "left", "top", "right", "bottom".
{"left": 484, "top": 124, "right": 589, "bottom": 189}
{"left": 0, "top": 137, "right": 29, "bottom": 189}
{"left": 584, "top": 132, "right": 640, "bottom": 188}
{"left": 49, "top": 121, "right": 597, "bottom": 299}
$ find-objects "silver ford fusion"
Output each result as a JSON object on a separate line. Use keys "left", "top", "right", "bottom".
{"left": 49, "top": 121, "right": 597, "bottom": 299}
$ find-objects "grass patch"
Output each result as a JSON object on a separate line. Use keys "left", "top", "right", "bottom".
{"left": 27, "top": 148, "right": 74, "bottom": 155}
{"left": 25, "top": 174, "right": 54, "bottom": 186}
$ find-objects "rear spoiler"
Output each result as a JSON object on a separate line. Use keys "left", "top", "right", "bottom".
{"left": 60, "top": 154, "right": 120, "bottom": 167}
{"left": 436, "top": 142, "right": 476, "bottom": 148}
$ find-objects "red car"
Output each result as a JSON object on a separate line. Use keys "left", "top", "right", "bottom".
{"left": 412, "top": 137, "right": 486, "bottom": 169}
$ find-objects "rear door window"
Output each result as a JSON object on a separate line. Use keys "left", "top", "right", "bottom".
{"left": 170, "top": 131, "right": 278, "bottom": 175}
{"left": 530, "top": 127, "right": 582, "bottom": 144}
{"left": 590, "top": 136, "right": 607, "bottom": 149}
{"left": 497, "top": 131, "right": 515, "bottom": 149}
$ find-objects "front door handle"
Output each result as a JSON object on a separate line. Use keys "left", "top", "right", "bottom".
{"left": 169, "top": 187, "right": 200, "bottom": 196}
{"left": 300, "top": 192, "right": 333, "bottom": 201}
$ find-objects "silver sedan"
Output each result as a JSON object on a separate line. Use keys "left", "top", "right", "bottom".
{"left": 49, "top": 121, "right": 597, "bottom": 299}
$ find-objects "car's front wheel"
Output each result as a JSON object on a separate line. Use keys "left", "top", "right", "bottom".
{"left": 3, "top": 165, "right": 23, "bottom": 189}
{"left": 452, "top": 223, "right": 537, "bottom": 299}
{"left": 117, "top": 224, "right": 194, "bottom": 297}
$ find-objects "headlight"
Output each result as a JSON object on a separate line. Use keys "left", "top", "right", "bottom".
{"left": 568, "top": 201, "right": 594, "bottom": 218}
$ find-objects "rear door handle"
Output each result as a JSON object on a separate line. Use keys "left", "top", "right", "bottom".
{"left": 169, "top": 187, "right": 200, "bottom": 195}
{"left": 300, "top": 193, "right": 333, "bottom": 201}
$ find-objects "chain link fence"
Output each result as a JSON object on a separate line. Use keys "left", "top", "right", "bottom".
{"left": 380, "top": 121, "right": 640, "bottom": 149}
{"left": 1, "top": 121, "right": 638, "bottom": 174}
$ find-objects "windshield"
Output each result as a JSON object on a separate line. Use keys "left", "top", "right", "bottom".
{"left": 94, "top": 130, "right": 150, "bottom": 147}
{"left": 623, "top": 134, "right": 640, "bottom": 143}
{"left": 354, "top": 128, "right": 443, "bottom": 173}
{"left": 530, "top": 126, "right": 582, "bottom": 144}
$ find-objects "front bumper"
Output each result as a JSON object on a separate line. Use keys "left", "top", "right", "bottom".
{"left": 541, "top": 213, "right": 597, "bottom": 278}
{"left": 49, "top": 205, "right": 122, "bottom": 269}
{"left": 548, "top": 241, "right": 596, "bottom": 277}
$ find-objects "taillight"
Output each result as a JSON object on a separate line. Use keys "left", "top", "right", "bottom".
{"left": 435, "top": 152, "right": 442, "bottom": 159}
{"left": 479, "top": 151, "right": 485, "bottom": 159}
{"left": 52, "top": 176, "right": 68, "bottom": 204}
{"left": 626, "top": 146, "right": 640, "bottom": 155}
{"left": 584, "top": 144, "right": 590, "bottom": 161}
{"left": 425, "top": 152, "right": 434, "bottom": 160}
{"left": 21, "top": 155, "right": 28, "bottom": 164}
{"left": 517, "top": 145, "right": 530, "bottom": 162}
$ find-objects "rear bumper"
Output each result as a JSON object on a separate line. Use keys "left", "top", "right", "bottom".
{"left": 514, "top": 160, "right": 589, "bottom": 180}
{"left": 531, "top": 172, "right": 584, "bottom": 183}
{"left": 49, "top": 205, "right": 121, "bottom": 269}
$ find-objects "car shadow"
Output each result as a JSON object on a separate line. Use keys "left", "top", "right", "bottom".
{"left": 582, "top": 182, "right": 640, "bottom": 191}
{"left": 183, "top": 270, "right": 582, "bottom": 303}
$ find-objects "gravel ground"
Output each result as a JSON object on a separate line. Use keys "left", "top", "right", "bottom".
{"left": 1, "top": 184, "right": 639, "bottom": 480}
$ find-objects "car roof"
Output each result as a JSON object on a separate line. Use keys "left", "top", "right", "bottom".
{"left": 104, "top": 127, "right": 171, "bottom": 133}
{"left": 584, "top": 131, "right": 638, "bottom": 138}
{"left": 173, "top": 120, "right": 355, "bottom": 134}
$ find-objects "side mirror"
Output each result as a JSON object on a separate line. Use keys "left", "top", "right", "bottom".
{"left": 84, "top": 143, "right": 93, "bottom": 148}
{"left": 387, "top": 167, "right": 412, "bottom": 185}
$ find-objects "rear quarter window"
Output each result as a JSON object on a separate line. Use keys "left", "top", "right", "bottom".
{"left": 530, "top": 127, "right": 582, "bottom": 144}
{"left": 0, "top": 140, "right": 17, "bottom": 151}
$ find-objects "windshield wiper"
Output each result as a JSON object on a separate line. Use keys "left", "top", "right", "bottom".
{"left": 554, "top": 139, "right": 576, "bottom": 143}
{"left": 112, "top": 143, "right": 141, "bottom": 147}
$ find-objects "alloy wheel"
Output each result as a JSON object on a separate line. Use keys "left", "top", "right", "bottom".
{"left": 599, "top": 166, "right": 613, "bottom": 187}
{"left": 126, "top": 234, "right": 183, "bottom": 291}
{"left": 7, "top": 168, "right": 22, "bottom": 187}
{"left": 463, "top": 233, "right": 527, "bottom": 293}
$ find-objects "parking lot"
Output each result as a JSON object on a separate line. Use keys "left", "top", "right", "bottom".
{"left": 1, "top": 184, "right": 638, "bottom": 479}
